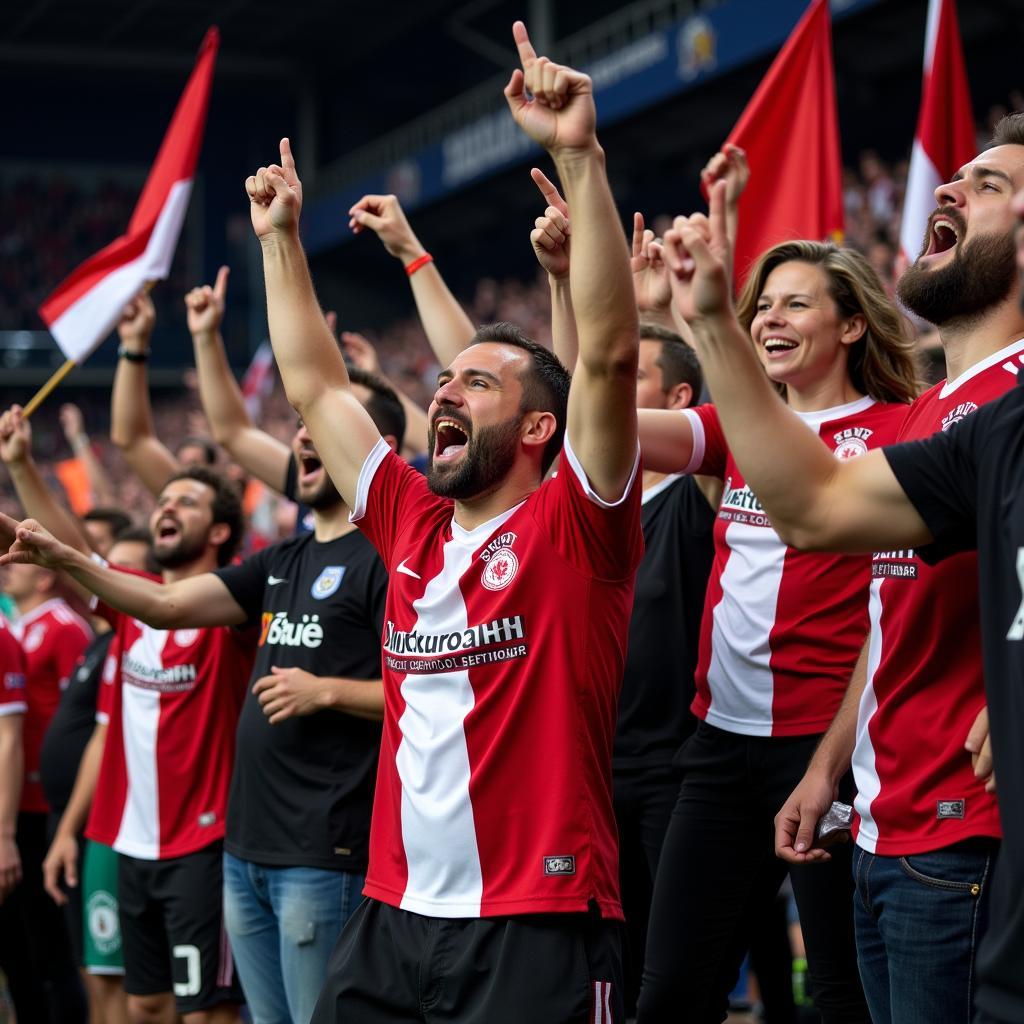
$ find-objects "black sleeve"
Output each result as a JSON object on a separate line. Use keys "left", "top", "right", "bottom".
{"left": 213, "top": 548, "right": 271, "bottom": 627}
{"left": 282, "top": 453, "right": 299, "bottom": 503}
{"left": 883, "top": 408, "right": 985, "bottom": 565}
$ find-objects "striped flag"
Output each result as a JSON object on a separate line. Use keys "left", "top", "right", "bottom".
{"left": 241, "top": 340, "right": 277, "bottom": 421}
{"left": 898, "top": 0, "right": 975, "bottom": 266}
{"left": 725, "top": 0, "right": 843, "bottom": 284}
{"left": 39, "top": 28, "right": 219, "bottom": 362}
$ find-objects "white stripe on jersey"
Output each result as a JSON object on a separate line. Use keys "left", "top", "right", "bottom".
{"left": 851, "top": 579, "right": 886, "bottom": 853}
{"left": 396, "top": 506, "right": 519, "bottom": 916}
{"left": 703, "top": 521, "right": 780, "bottom": 736}
{"left": 114, "top": 629, "right": 167, "bottom": 859}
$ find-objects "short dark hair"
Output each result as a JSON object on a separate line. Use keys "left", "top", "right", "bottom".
{"left": 989, "top": 112, "right": 1024, "bottom": 148}
{"left": 83, "top": 507, "right": 132, "bottom": 536}
{"left": 176, "top": 435, "right": 218, "bottom": 466}
{"left": 348, "top": 366, "right": 407, "bottom": 450}
{"left": 639, "top": 323, "right": 703, "bottom": 407}
{"left": 163, "top": 466, "right": 244, "bottom": 567}
{"left": 469, "top": 322, "right": 571, "bottom": 475}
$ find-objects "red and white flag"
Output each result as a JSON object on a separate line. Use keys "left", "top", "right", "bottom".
{"left": 898, "top": 0, "right": 975, "bottom": 266}
{"left": 724, "top": 0, "right": 843, "bottom": 284}
{"left": 39, "top": 28, "right": 219, "bottom": 362}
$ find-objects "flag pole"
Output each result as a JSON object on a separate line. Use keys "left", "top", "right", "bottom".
{"left": 24, "top": 279, "right": 156, "bottom": 420}
{"left": 22, "top": 359, "right": 78, "bottom": 419}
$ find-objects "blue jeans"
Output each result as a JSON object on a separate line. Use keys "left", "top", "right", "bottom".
{"left": 223, "top": 852, "right": 364, "bottom": 1024}
{"left": 852, "top": 839, "right": 997, "bottom": 1024}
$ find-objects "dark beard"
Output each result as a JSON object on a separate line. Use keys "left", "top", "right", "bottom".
{"left": 299, "top": 471, "right": 342, "bottom": 511}
{"left": 153, "top": 531, "right": 208, "bottom": 569}
{"left": 898, "top": 230, "right": 1018, "bottom": 327}
{"left": 427, "top": 414, "right": 522, "bottom": 500}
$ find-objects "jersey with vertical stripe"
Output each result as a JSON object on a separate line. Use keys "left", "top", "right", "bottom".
{"left": 85, "top": 568, "right": 255, "bottom": 859}
{"left": 851, "top": 340, "right": 1024, "bottom": 855}
{"left": 11, "top": 598, "right": 92, "bottom": 813}
{"left": 351, "top": 437, "right": 643, "bottom": 919}
{"left": 0, "top": 616, "right": 27, "bottom": 718}
{"left": 681, "top": 397, "right": 907, "bottom": 737}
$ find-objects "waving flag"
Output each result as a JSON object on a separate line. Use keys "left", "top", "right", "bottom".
{"left": 38, "top": 28, "right": 219, "bottom": 362}
{"left": 898, "top": 0, "right": 975, "bottom": 267}
{"left": 725, "top": 0, "right": 843, "bottom": 284}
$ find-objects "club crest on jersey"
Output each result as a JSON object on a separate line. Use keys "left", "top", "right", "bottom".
{"left": 832, "top": 426, "right": 873, "bottom": 460}
{"left": 942, "top": 402, "right": 978, "bottom": 432}
{"left": 311, "top": 566, "right": 346, "bottom": 600}
{"left": 481, "top": 547, "right": 518, "bottom": 591}
{"left": 173, "top": 629, "right": 199, "bottom": 648}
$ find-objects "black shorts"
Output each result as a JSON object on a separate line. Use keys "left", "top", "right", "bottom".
{"left": 312, "top": 898, "right": 623, "bottom": 1024}
{"left": 117, "top": 841, "right": 241, "bottom": 1014}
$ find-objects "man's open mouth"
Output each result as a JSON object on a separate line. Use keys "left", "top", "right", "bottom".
{"left": 433, "top": 417, "right": 470, "bottom": 461}
{"left": 298, "top": 451, "right": 323, "bottom": 484}
{"left": 156, "top": 518, "right": 180, "bottom": 542}
{"left": 924, "top": 214, "right": 962, "bottom": 258}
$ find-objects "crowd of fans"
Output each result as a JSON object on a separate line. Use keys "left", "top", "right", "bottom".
{"left": 1, "top": 41, "right": 1023, "bottom": 1021}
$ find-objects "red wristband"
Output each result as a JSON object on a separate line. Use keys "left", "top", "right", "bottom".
{"left": 405, "top": 253, "right": 433, "bottom": 277}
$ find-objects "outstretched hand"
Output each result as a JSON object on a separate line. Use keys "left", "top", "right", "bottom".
{"left": 348, "top": 194, "right": 424, "bottom": 264}
{"left": 0, "top": 515, "right": 74, "bottom": 571}
{"left": 661, "top": 180, "right": 733, "bottom": 324}
{"left": 0, "top": 406, "right": 32, "bottom": 466}
{"left": 504, "top": 21, "right": 596, "bottom": 154}
{"left": 186, "top": 266, "right": 230, "bottom": 337}
{"left": 630, "top": 212, "right": 671, "bottom": 314}
{"left": 529, "top": 168, "right": 571, "bottom": 279}
{"left": 246, "top": 138, "right": 303, "bottom": 240}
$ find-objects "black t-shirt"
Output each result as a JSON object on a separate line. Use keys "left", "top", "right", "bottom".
{"left": 885, "top": 373, "right": 1024, "bottom": 1023}
{"left": 215, "top": 529, "right": 387, "bottom": 871}
{"left": 283, "top": 454, "right": 314, "bottom": 535}
{"left": 614, "top": 474, "right": 715, "bottom": 769}
{"left": 38, "top": 631, "right": 114, "bottom": 815}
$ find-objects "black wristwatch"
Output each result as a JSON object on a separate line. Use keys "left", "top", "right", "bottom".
{"left": 117, "top": 345, "right": 149, "bottom": 363}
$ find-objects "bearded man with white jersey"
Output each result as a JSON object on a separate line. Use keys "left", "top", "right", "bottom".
{"left": 232, "top": 21, "right": 644, "bottom": 1024}
{"left": 656, "top": 114, "right": 1024, "bottom": 1024}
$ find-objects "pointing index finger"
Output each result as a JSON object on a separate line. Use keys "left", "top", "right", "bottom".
{"left": 213, "top": 265, "right": 230, "bottom": 302}
{"left": 513, "top": 21, "right": 537, "bottom": 69}
{"left": 280, "top": 137, "right": 297, "bottom": 181}
{"left": 530, "top": 168, "right": 567, "bottom": 214}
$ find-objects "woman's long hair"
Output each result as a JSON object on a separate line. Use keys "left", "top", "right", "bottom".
{"left": 735, "top": 241, "right": 921, "bottom": 405}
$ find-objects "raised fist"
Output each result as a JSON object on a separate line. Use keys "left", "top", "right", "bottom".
{"left": 529, "top": 169, "right": 571, "bottom": 280}
{"left": 186, "top": 266, "right": 229, "bottom": 338}
{"left": 348, "top": 195, "right": 424, "bottom": 264}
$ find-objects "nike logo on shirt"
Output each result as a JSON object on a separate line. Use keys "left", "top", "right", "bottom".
{"left": 396, "top": 560, "right": 421, "bottom": 580}
{"left": 267, "top": 576, "right": 288, "bottom": 586}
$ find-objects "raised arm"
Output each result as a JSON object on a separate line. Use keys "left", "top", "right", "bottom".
{"left": 661, "top": 183, "right": 930, "bottom": 552}
{"left": 0, "top": 516, "right": 245, "bottom": 629}
{"left": 58, "top": 404, "right": 115, "bottom": 508}
{"left": 110, "top": 292, "right": 181, "bottom": 497}
{"left": 187, "top": 266, "right": 292, "bottom": 493}
{"left": 348, "top": 193, "right": 476, "bottom": 367}
{"left": 1, "top": 406, "right": 94, "bottom": 557}
{"left": 528, "top": 168, "right": 579, "bottom": 368}
{"left": 247, "top": 140, "right": 382, "bottom": 509}
{"left": 505, "top": 22, "right": 638, "bottom": 500}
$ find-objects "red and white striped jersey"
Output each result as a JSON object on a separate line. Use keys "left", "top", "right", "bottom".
{"left": 852, "top": 339, "right": 1024, "bottom": 855}
{"left": 86, "top": 570, "right": 254, "bottom": 859}
{"left": 351, "top": 437, "right": 643, "bottom": 919}
{"left": 0, "top": 615, "right": 27, "bottom": 719}
{"left": 11, "top": 598, "right": 91, "bottom": 813}
{"left": 681, "top": 398, "right": 907, "bottom": 737}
